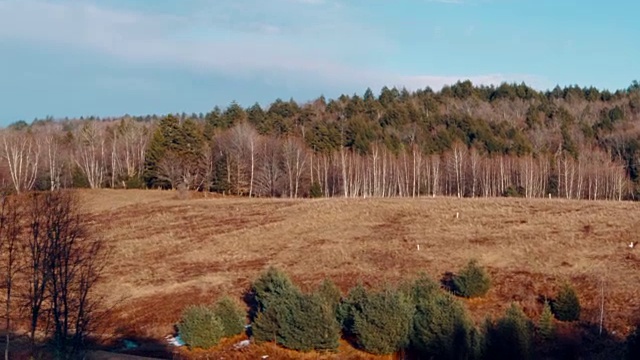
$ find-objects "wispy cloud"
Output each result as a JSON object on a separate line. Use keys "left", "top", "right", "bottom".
{"left": 0, "top": 0, "right": 538, "bottom": 92}
{"left": 427, "top": 0, "right": 466, "bottom": 4}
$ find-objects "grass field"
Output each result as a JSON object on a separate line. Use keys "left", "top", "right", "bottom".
{"left": 81, "top": 190, "right": 640, "bottom": 358}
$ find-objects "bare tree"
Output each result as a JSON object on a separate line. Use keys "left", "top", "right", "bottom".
{"left": 229, "top": 123, "right": 259, "bottom": 196}
{"left": 0, "top": 195, "right": 21, "bottom": 360}
{"left": 45, "top": 192, "right": 104, "bottom": 356}
{"left": 1, "top": 131, "right": 40, "bottom": 193}
{"left": 42, "top": 128, "right": 64, "bottom": 191}
{"left": 74, "top": 122, "right": 106, "bottom": 189}
{"left": 156, "top": 152, "right": 184, "bottom": 190}
{"left": 117, "top": 118, "right": 150, "bottom": 181}
{"left": 22, "top": 191, "right": 105, "bottom": 358}
{"left": 24, "top": 192, "right": 50, "bottom": 346}
{"left": 282, "top": 137, "right": 307, "bottom": 198}
{"left": 255, "top": 137, "right": 283, "bottom": 197}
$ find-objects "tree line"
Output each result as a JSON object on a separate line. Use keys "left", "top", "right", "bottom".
{"left": 3, "top": 80, "right": 640, "bottom": 200}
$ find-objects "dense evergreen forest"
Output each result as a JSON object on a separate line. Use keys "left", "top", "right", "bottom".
{"left": 3, "top": 80, "right": 640, "bottom": 200}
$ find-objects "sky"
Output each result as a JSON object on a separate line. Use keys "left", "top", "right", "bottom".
{"left": 0, "top": 0, "right": 638, "bottom": 123}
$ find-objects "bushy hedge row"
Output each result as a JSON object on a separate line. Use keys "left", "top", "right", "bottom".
{"left": 176, "top": 261, "right": 616, "bottom": 357}
{"left": 245, "top": 266, "right": 503, "bottom": 358}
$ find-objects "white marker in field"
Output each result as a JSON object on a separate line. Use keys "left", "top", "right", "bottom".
{"left": 629, "top": 242, "right": 636, "bottom": 249}
{"left": 456, "top": 212, "right": 459, "bottom": 219}
{"left": 417, "top": 243, "right": 420, "bottom": 251}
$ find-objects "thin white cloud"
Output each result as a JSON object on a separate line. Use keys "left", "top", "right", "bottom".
{"left": 291, "top": 0, "right": 326, "bottom": 4}
{"left": 0, "top": 0, "right": 541, "bottom": 93}
{"left": 427, "top": 0, "right": 465, "bottom": 4}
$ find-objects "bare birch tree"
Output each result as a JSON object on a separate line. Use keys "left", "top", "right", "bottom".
{"left": 1, "top": 131, "right": 40, "bottom": 193}
{"left": 73, "top": 122, "right": 106, "bottom": 189}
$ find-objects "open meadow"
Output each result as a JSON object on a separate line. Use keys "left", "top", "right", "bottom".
{"left": 82, "top": 190, "right": 640, "bottom": 358}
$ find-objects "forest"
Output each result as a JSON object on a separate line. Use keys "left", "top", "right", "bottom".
{"left": 2, "top": 80, "right": 640, "bottom": 200}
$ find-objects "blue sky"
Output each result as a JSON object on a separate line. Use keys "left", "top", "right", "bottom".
{"left": 0, "top": 0, "right": 638, "bottom": 123}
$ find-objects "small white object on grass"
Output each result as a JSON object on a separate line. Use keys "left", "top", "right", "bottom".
{"left": 456, "top": 212, "right": 459, "bottom": 219}
{"left": 233, "top": 339, "right": 250, "bottom": 350}
{"left": 165, "top": 335, "right": 184, "bottom": 347}
{"left": 629, "top": 242, "right": 636, "bottom": 249}
{"left": 417, "top": 244, "right": 420, "bottom": 251}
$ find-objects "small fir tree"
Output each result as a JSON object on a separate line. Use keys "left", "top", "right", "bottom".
{"left": 178, "top": 305, "right": 224, "bottom": 350}
{"left": 452, "top": 259, "right": 492, "bottom": 298}
{"left": 538, "top": 300, "right": 555, "bottom": 340}
{"left": 213, "top": 297, "right": 246, "bottom": 338}
{"left": 552, "top": 283, "right": 581, "bottom": 321}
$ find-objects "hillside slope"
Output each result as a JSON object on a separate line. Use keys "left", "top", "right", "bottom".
{"left": 82, "top": 190, "right": 640, "bottom": 345}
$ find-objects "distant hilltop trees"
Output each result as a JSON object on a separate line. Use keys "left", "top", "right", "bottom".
{"left": 2, "top": 80, "right": 640, "bottom": 200}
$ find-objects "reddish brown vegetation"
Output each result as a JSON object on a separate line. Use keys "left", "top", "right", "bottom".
{"left": 79, "top": 189, "right": 640, "bottom": 358}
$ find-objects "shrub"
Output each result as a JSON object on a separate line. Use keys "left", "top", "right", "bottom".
{"left": 552, "top": 283, "right": 581, "bottom": 322}
{"left": 411, "top": 291, "right": 475, "bottom": 360}
{"left": 249, "top": 267, "right": 299, "bottom": 317}
{"left": 409, "top": 274, "right": 439, "bottom": 300}
{"left": 316, "top": 278, "right": 342, "bottom": 314}
{"left": 337, "top": 283, "right": 368, "bottom": 336}
{"left": 537, "top": 300, "right": 555, "bottom": 340}
{"left": 213, "top": 297, "right": 246, "bottom": 338}
{"left": 503, "top": 185, "right": 525, "bottom": 197}
{"left": 124, "top": 176, "right": 145, "bottom": 189}
{"left": 468, "top": 325, "right": 486, "bottom": 360}
{"left": 253, "top": 292, "right": 340, "bottom": 352}
{"left": 178, "top": 305, "right": 224, "bottom": 350}
{"left": 347, "top": 287, "right": 414, "bottom": 355}
{"left": 486, "top": 303, "right": 533, "bottom": 360}
{"left": 309, "top": 182, "right": 323, "bottom": 198}
{"left": 452, "top": 259, "right": 491, "bottom": 298}
{"left": 627, "top": 325, "right": 640, "bottom": 360}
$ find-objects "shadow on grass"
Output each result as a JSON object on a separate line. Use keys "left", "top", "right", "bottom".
{"left": 87, "top": 332, "right": 176, "bottom": 359}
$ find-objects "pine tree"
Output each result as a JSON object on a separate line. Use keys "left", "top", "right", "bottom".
{"left": 144, "top": 115, "right": 181, "bottom": 188}
{"left": 316, "top": 278, "right": 341, "bottom": 314}
{"left": 213, "top": 297, "right": 246, "bottom": 338}
{"left": 552, "top": 283, "right": 581, "bottom": 322}
{"left": 411, "top": 292, "right": 474, "bottom": 360}
{"left": 346, "top": 287, "right": 414, "bottom": 355}
{"left": 486, "top": 303, "right": 533, "bottom": 360}
{"left": 538, "top": 301, "right": 555, "bottom": 340}
{"left": 178, "top": 305, "right": 224, "bottom": 350}
{"left": 452, "top": 259, "right": 491, "bottom": 298}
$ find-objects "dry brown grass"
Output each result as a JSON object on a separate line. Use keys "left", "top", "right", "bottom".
{"left": 81, "top": 189, "right": 640, "bottom": 356}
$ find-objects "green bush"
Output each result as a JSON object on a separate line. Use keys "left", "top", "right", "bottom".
{"left": 486, "top": 303, "right": 533, "bottom": 360}
{"left": 411, "top": 291, "right": 475, "bottom": 360}
{"left": 253, "top": 292, "right": 340, "bottom": 352}
{"left": 503, "top": 185, "right": 525, "bottom": 197}
{"left": 316, "top": 278, "right": 342, "bottom": 314}
{"left": 309, "top": 182, "right": 323, "bottom": 198}
{"left": 249, "top": 267, "right": 299, "bottom": 317}
{"left": 178, "top": 305, "right": 224, "bottom": 350}
{"left": 452, "top": 259, "right": 491, "bottom": 298}
{"left": 213, "top": 297, "right": 246, "bottom": 338}
{"left": 124, "top": 176, "right": 146, "bottom": 189}
{"left": 627, "top": 325, "right": 640, "bottom": 360}
{"left": 537, "top": 301, "right": 555, "bottom": 340}
{"left": 409, "top": 274, "right": 439, "bottom": 300}
{"left": 337, "top": 283, "right": 368, "bottom": 336}
{"left": 343, "top": 287, "right": 414, "bottom": 355}
{"left": 552, "top": 283, "right": 581, "bottom": 322}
